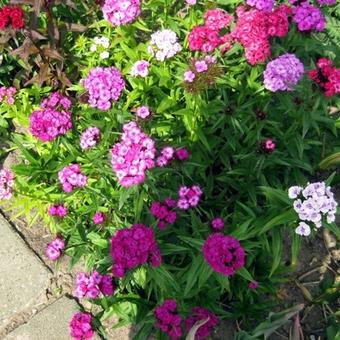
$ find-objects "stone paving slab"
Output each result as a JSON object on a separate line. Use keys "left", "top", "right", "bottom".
{"left": 4, "top": 297, "right": 85, "bottom": 340}
{"left": 0, "top": 214, "right": 50, "bottom": 323}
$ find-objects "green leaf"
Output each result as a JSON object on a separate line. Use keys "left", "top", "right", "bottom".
{"left": 236, "top": 267, "right": 254, "bottom": 282}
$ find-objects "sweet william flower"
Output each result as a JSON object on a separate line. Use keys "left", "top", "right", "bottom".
{"left": 185, "top": 307, "right": 219, "bottom": 339}
{"left": 203, "top": 233, "right": 245, "bottom": 276}
{"left": 83, "top": 67, "right": 125, "bottom": 111}
{"left": 263, "top": 54, "right": 304, "bottom": 92}
{"left": 130, "top": 60, "right": 150, "bottom": 77}
{"left": 102, "top": 0, "right": 141, "bottom": 27}
{"left": 46, "top": 237, "right": 65, "bottom": 261}
{"left": 69, "top": 312, "right": 94, "bottom": 340}
{"left": 0, "top": 169, "right": 14, "bottom": 200}
{"left": 154, "top": 300, "right": 182, "bottom": 340}
{"left": 295, "top": 222, "right": 311, "bottom": 236}
{"left": 93, "top": 212, "right": 105, "bottom": 225}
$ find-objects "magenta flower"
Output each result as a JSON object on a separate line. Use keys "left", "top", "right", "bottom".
{"left": 154, "top": 300, "right": 182, "bottom": 340}
{"left": 211, "top": 217, "right": 224, "bottom": 230}
{"left": 185, "top": 307, "right": 219, "bottom": 339}
{"left": 150, "top": 198, "right": 177, "bottom": 230}
{"left": 175, "top": 148, "right": 189, "bottom": 161}
{"left": 46, "top": 237, "right": 65, "bottom": 261}
{"left": 203, "top": 233, "right": 245, "bottom": 276}
{"left": 73, "top": 271, "right": 115, "bottom": 299}
{"left": 69, "top": 312, "right": 94, "bottom": 340}
{"left": 93, "top": 212, "right": 105, "bottom": 225}
{"left": 48, "top": 204, "right": 68, "bottom": 218}
{"left": 110, "top": 224, "right": 161, "bottom": 278}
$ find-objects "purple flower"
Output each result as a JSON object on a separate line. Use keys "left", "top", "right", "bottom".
{"left": 292, "top": 2, "right": 326, "bottom": 32}
{"left": 0, "top": 169, "right": 14, "bottom": 200}
{"left": 263, "top": 53, "right": 304, "bottom": 92}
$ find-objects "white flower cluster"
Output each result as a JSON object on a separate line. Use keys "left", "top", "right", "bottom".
{"left": 288, "top": 182, "right": 337, "bottom": 236}
{"left": 147, "top": 29, "right": 182, "bottom": 61}
{"left": 90, "top": 36, "right": 110, "bottom": 60}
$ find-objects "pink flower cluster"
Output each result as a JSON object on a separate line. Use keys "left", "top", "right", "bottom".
{"left": 258, "top": 139, "right": 276, "bottom": 153}
{"left": 136, "top": 105, "right": 152, "bottom": 119}
{"left": 48, "top": 204, "right": 68, "bottom": 218}
{"left": 80, "top": 127, "right": 100, "bottom": 150}
{"left": 93, "top": 212, "right": 105, "bottom": 225}
{"left": 41, "top": 91, "right": 71, "bottom": 110}
{"left": 292, "top": 1, "right": 325, "bottom": 32}
{"left": 154, "top": 299, "right": 182, "bottom": 340}
{"left": 83, "top": 67, "right": 125, "bottom": 111}
{"left": 188, "top": 9, "right": 233, "bottom": 53}
{"left": 58, "top": 164, "right": 87, "bottom": 193}
{"left": 150, "top": 198, "right": 177, "bottom": 229}
{"left": 29, "top": 92, "right": 72, "bottom": 142}
{"left": 177, "top": 185, "right": 202, "bottom": 210}
{"left": 130, "top": 60, "right": 150, "bottom": 78}
{"left": 185, "top": 307, "right": 219, "bottom": 340}
{"left": 232, "top": 5, "right": 291, "bottom": 65}
{"left": 111, "top": 122, "right": 156, "bottom": 187}
{"left": 73, "top": 271, "right": 114, "bottom": 299}
{"left": 263, "top": 53, "right": 304, "bottom": 92}
{"left": 156, "top": 146, "right": 175, "bottom": 167}
{"left": 69, "top": 312, "right": 94, "bottom": 340}
{"left": 45, "top": 237, "right": 65, "bottom": 261}
{"left": 102, "top": 0, "right": 141, "bottom": 27}
{"left": 0, "top": 86, "right": 16, "bottom": 105}
{"left": 110, "top": 224, "right": 161, "bottom": 278}
{"left": 211, "top": 217, "right": 224, "bottom": 230}
{"left": 0, "top": 169, "right": 14, "bottom": 200}
{"left": 308, "top": 58, "right": 340, "bottom": 97}
{"left": 203, "top": 233, "right": 245, "bottom": 276}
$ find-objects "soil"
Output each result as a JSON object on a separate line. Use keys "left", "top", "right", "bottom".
{"left": 1, "top": 150, "right": 339, "bottom": 340}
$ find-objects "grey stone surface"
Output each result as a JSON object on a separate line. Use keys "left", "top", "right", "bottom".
{"left": 0, "top": 214, "right": 50, "bottom": 322}
{"left": 4, "top": 297, "right": 80, "bottom": 340}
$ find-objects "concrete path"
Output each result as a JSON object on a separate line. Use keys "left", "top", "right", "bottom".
{"left": 0, "top": 214, "right": 107, "bottom": 339}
